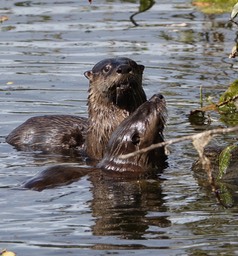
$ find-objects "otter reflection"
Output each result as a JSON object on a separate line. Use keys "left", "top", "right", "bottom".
{"left": 90, "top": 174, "right": 171, "bottom": 239}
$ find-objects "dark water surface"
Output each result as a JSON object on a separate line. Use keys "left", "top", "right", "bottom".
{"left": 1, "top": 0, "right": 238, "bottom": 255}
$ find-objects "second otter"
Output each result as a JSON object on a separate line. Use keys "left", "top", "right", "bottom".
{"left": 6, "top": 57, "right": 146, "bottom": 160}
{"left": 97, "top": 93, "right": 167, "bottom": 174}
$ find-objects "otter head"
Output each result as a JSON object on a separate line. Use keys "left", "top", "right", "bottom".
{"left": 84, "top": 57, "right": 147, "bottom": 160}
{"left": 97, "top": 94, "right": 167, "bottom": 173}
{"left": 84, "top": 57, "right": 146, "bottom": 113}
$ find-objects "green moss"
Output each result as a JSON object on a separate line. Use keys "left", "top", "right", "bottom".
{"left": 192, "top": 0, "right": 237, "bottom": 14}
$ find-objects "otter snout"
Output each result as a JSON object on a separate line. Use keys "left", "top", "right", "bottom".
{"left": 157, "top": 94, "right": 164, "bottom": 99}
{"left": 150, "top": 94, "right": 164, "bottom": 102}
{"left": 116, "top": 64, "right": 133, "bottom": 74}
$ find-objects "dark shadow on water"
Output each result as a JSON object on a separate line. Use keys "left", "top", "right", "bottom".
{"left": 90, "top": 172, "right": 170, "bottom": 239}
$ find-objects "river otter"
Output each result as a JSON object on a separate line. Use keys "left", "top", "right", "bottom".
{"left": 97, "top": 93, "right": 167, "bottom": 175}
{"left": 6, "top": 57, "right": 146, "bottom": 159}
{"left": 24, "top": 93, "right": 167, "bottom": 191}
{"left": 85, "top": 57, "right": 146, "bottom": 159}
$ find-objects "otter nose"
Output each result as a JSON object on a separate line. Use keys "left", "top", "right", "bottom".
{"left": 116, "top": 65, "right": 132, "bottom": 74}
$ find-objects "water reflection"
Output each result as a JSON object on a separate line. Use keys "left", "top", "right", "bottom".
{"left": 90, "top": 174, "right": 170, "bottom": 239}
{"left": 24, "top": 163, "right": 171, "bottom": 240}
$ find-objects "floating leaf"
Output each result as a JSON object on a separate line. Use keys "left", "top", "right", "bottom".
{"left": 229, "top": 44, "right": 238, "bottom": 58}
{"left": 0, "top": 16, "right": 8, "bottom": 23}
{"left": 231, "top": 2, "right": 238, "bottom": 20}
{"left": 218, "top": 144, "right": 238, "bottom": 180}
{"left": 139, "top": 0, "right": 155, "bottom": 13}
{"left": 1, "top": 249, "right": 16, "bottom": 256}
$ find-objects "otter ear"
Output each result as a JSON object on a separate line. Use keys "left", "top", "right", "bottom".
{"left": 131, "top": 132, "right": 140, "bottom": 145}
{"left": 84, "top": 70, "right": 93, "bottom": 81}
{"left": 138, "top": 65, "right": 145, "bottom": 73}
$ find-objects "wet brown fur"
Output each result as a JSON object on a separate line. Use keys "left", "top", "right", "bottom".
{"left": 97, "top": 94, "right": 167, "bottom": 174}
{"left": 6, "top": 115, "right": 88, "bottom": 152}
{"left": 6, "top": 57, "right": 146, "bottom": 159}
{"left": 85, "top": 57, "right": 146, "bottom": 159}
{"left": 24, "top": 94, "right": 167, "bottom": 191}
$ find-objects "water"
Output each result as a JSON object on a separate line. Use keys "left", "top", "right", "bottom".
{"left": 1, "top": 0, "right": 238, "bottom": 255}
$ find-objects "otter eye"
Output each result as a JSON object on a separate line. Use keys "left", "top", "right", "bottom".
{"left": 131, "top": 132, "right": 140, "bottom": 145}
{"left": 103, "top": 65, "right": 111, "bottom": 73}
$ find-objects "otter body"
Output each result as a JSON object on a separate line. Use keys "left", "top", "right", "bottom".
{"left": 6, "top": 57, "right": 146, "bottom": 159}
{"left": 6, "top": 115, "right": 88, "bottom": 152}
{"left": 24, "top": 94, "right": 167, "bottom": 191}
